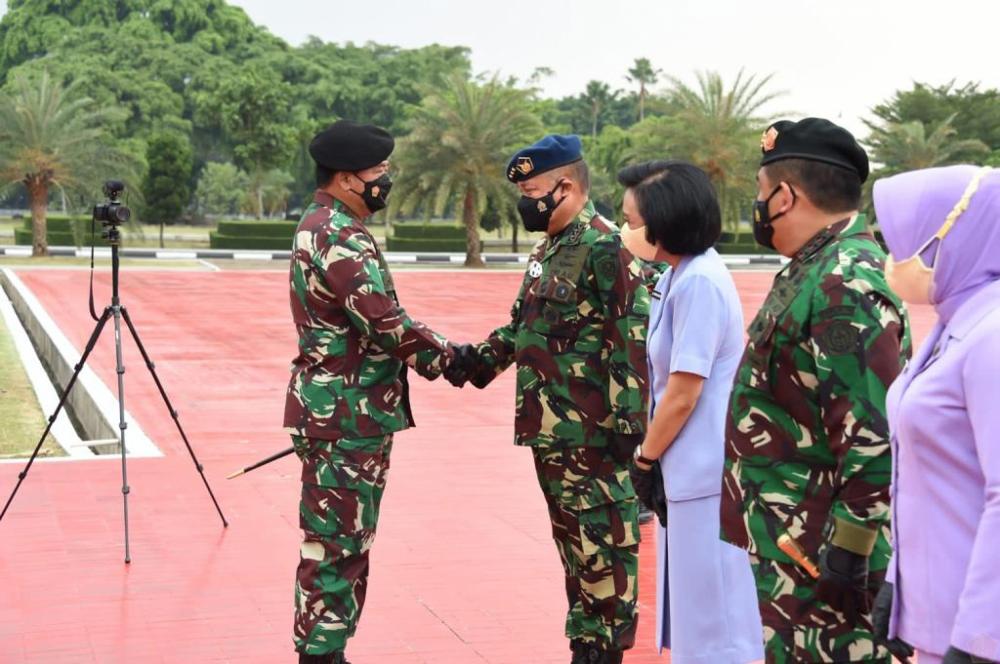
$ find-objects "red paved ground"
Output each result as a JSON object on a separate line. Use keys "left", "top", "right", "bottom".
{"left": 0, "top": 268, "right": 936, "bottom": 664}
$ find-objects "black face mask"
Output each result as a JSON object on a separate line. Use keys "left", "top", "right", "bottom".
{"left": 517, "top": 179, "right": 566, "bottom": 232}
{"left": 350, "top": 173, "right": 393, "bottom": 213}
{"left": 752, "top": 183, "right": 795, "bottom": 250}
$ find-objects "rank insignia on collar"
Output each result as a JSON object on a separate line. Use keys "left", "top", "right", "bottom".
{"left": 528, "top": 260, "right": 543, "bottom": 279}
{"left": 516, "top": 156, "right": 534, "bottom": 175}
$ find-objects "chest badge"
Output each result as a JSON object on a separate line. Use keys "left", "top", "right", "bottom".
{"left": 528, "top": 260, "right": 543, "bottom": 279}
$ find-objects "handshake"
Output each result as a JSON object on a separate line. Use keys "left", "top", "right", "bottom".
{"left": 442, "top": 343, "right": 481, "bottom": 388}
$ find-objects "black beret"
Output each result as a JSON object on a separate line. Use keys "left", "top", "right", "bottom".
{"left": 308, "top": 119, "right": 394, "bottom": 172}
{"left": 760, "top": 117, "right": 869, "bottom": 183}
{"left": 506, "top": 134, "right": 583, "bottom": 182}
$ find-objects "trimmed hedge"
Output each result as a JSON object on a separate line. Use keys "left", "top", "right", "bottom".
{"left": 215, "top": 219, "right": 298, "bottom": 237}
{"left": 383, "top": 223, "right": 469, "bottom": 252}
{"left": 15, "top": 228, "right": 76, "bottom": 246}
{"left": 14, "top": 215, "right": 101, "bottom": 247}
{"left": 715, "top": 242, "right": 776, "bottom": 255}
{"left": 209, "top": 232, "right": 294, "bottom": 250}
{"left": 391, "top": 223, "right": 465, "bottom": 240}
{"left": 209, "top": 219, "right": 298, "bottom": 250}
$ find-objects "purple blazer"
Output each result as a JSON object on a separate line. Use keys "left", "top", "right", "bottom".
{"left": 885, "top": 279, "right": 1000, "bottom": 660}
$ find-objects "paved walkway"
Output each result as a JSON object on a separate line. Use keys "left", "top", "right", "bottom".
{"left": 0, "top": 268, "right": 934, "bottom": 663}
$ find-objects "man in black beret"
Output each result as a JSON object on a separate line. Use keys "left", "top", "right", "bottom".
{"left": 286, "top": 119, "right": 461, "bottom": 664}
{"left": 721, "top": 117, "right": 912, "bottom": 662}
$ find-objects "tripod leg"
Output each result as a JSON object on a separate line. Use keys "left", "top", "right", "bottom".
{"left": 110, "top": 305, "right": 132, "bottom": 564}
{"left": 120, "top": 307, "right": 228, "bottom": 527}
{"left": 1, "top": 308, "right": 113, "bottom": 522}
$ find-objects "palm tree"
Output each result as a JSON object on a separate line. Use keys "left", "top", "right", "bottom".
{"left": 627, "top": 69, "right": 784, "bottom": 237}
{"left": 865, "top": 114, "right": 988, "bottom": 173}
{"left": 626, "top": 58, "right": 661, "bottom": 122}
{"left": 390, "top": 74, "right": 542, "bottom": 267}
{"left": 0, "top": 71, "right": 139, "bottom": 256}
{"left": 863, "top": 114, "right": 987, "bottom": 219}
{"left": 582, "top": 81, "right": 618, "bottom": 140}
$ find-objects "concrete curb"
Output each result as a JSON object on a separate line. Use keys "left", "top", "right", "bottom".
{"left": 0, "top": 268, "right": 162, "bottom": 459}
{"left": 0, "top": 279, "right": 88, "bottom": 458}
{"left": 1, "top": 245, "right": 787, "bottom": 267}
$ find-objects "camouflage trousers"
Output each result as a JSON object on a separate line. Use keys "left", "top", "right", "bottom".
{"left": 532, "top": 442, "right": 640, "bottom": 650}
{"left": 291, "top": 434, "right": 393, "bottom": 656}
{"left": 748, "top": 553, "right": 890, "bottom": 663}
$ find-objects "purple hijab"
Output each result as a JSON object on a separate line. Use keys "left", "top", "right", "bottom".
{"left": 874, "top": 164, "right": 1000, "bottom": 323}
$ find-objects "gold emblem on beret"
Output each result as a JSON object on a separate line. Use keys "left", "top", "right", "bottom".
{"left": 516, "top": 157, "right": 534, "bottom": 176}
{"left": 761, "top": 127, "right": 779, "bottom": 152}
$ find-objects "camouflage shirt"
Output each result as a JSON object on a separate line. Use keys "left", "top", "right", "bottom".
{"left": 470, "top": 201, "right": 651, "bottom": 448}
{"left": 284, "top": 191, "right": 451, "bottom": 441}
{"left": 720, "top": 216, "right": 911, "bottom": 568}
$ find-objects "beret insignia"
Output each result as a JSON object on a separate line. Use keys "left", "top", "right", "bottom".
{"left": 761, "top": 127, "right": 779, "bottom": 152}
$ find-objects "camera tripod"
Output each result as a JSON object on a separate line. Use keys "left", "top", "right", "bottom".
{"left": 0, "top": 217, "right": 227, "bottom": 563}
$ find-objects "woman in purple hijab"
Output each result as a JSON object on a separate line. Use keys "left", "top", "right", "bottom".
{"left": 873, "top": 164, "right": 1000, "bottom": 664}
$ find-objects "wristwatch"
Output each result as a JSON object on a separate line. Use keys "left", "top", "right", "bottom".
{"left": 633, "top": 446, "right": 656, "bottom": 468}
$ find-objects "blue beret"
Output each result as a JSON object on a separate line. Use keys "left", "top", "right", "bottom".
{"left": 506, "top": 134, "right": 583, "bottom": 183}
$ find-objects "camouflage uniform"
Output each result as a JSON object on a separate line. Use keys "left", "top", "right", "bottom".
{"left": 720, "top": 216, "right": 911, "bottom": 663}
{"left": 470, "top": 200, "right": 651, "bottom": 651}
{"left": 285, "top": 190, "right": 451, "bottom": 656}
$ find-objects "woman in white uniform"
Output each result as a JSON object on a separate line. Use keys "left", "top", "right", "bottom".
{"left": 620, "top": 160, "right": 764, "bottom": 664}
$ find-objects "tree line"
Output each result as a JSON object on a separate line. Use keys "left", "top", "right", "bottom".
{"left": 0, "top": 0, "right": 998, "bottom": 261}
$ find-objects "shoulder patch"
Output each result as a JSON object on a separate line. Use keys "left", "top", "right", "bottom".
{"left": 600, "top": 260, "right": 616, "bottom": 279}
{"left": 817, "top": 320, "right": 860, "bottom": 355}
{"left": 596, "top": 253, "right": 618, "bottom": 279}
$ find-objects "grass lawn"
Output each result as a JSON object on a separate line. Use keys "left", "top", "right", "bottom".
{"left": 0, "top": 218, "right": 215, "bottom": 249}
{"left": 0, "top": 309, "right": 63, "bottom": 459}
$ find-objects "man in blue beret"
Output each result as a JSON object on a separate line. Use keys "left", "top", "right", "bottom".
{"left": 451, "top": 135, "right": 652, "bottom": 664}
{"left": 288, "top": 119, "right": 464, "bottom": 664}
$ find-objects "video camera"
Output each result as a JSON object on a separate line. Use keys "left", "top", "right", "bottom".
{"left": 93, "top": 180, "right": 131, "bottom": 227}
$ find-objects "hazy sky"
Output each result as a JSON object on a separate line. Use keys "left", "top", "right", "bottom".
{"left": 2, "top": 0, "right": 995, "bottom": 138}
{"left": 231, "top": 0, "right": 997, "bottom": 138}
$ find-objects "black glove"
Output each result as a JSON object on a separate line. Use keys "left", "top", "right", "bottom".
{"left": 815, "top": 544, "right": 871, "bottom": 624}
{"left": 629, "top": 460, "right": 667, "bottom": 527}
{"left": 291, "top": 436, "right": 313, "bottom": 461}
{"left": 871, "top": 582, "right": 914, "bottom": 663}
{"left": 443, "top": 343, "right": 476, "bottom": 387}
{"left": 943, "top": 646, "right": 999, "bottom": 664}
